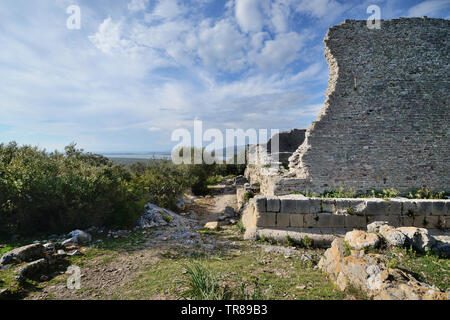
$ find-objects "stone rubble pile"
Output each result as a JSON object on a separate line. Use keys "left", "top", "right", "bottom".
{"left": 318, "top": 222, "right": 450, "bottom": 300}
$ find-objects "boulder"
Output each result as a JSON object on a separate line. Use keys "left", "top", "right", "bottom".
{"left": 344, "top": 230, "right": 380, "bottom": 250}
{"left": 396, "top": 227, "right": 436, "bottom": 251}
{"left": 69, "top": 230, "right": 92, "bottom": 244}
{"left": 367, "top": 221, "right": 389, "bottom": 233}
{"left": 379, "top": 225, "right": 407, "bottom": 247}
{"left": 204, "top": 221, "right": 220, "bottom": 230}
{"left": 432, "top": 241, "right": 450, "bottom": 258}
{"left": 0, "top": 244, "right": 44, "bottom": 265}
{"left": 16, "top": 258, "right": 48, "bottom": 281}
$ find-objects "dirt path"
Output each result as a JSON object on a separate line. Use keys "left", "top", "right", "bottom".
{"left": 26, "top": 189, "right": 238, "bottom": 300}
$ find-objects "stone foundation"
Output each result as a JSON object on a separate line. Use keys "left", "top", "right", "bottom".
{"left": 242, "top": 196, "right": 449, "bottom": 237}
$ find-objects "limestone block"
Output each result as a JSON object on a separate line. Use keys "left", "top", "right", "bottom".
{"left": 254, "top": 196, "right": 267, "bottom": 213}
{"left": 276, "top": 213, "right": 290, "bottom": 227}
{"left": 280, "top": 198, "right": 298, "bottom": 213}
{"left": 413, "top": 216, "right": 427, "bottom": 228}
{"left": 402, "top": 200, "right": 417, "bottom": 216}
{"left": 401, "top": 215, "right": 414, "bottom": 227}
{"left": 308, "top": 198, "right": 322, "bottom": 214}
{"left": 423, "top": 216, "right": 440, "bottom": 229}
{"left": 304, "top": 214, "right": 319, "bottom": 228}
{"left": 255, "top": 212, "right": 276, "bottom": 227}
{"left": 366, "top": 215, "right": 390, "bottom": 226}
{"left": 344, "top": 215, "right": 366, "bottom": 229}
{"left": 316, "top": 213, "right": 332, "bottom": 228}
{"left": 295, "top": 199, "right": 310, "bottom": 214}
{"left": 365, "top": 199, "right": 389, "bottom": 216}
{"left": 414, "top": 200, "right": 433, "bottom": 216}
{"left": 266, "top": 197, "right": 280, "bottom": 212}
{"left": 431, "top": 201, "right": 447, "bottom": 216}
{"left": 387, "top": 215, "right": 401, "bottom": 228}
{"left": 321, "top": 199, "right": 336, "bottom": 213}
{"left": 330, "top": 214, "right": 346, "bottom": 228}
{"left": 388, "top": 200, "right": 403, "bottom": 215}
{"left": 336, "top": 199, "right": 366, "bottom": 215}
{"left": 290, "top": 214, "right": 304, "bottom": 227}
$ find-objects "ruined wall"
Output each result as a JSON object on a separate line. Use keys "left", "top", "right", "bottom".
{"left": 289, "top": 18, "right": 450, "bottom": 193}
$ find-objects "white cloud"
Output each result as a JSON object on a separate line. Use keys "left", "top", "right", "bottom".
{"left": 128, "top": 0, "right": 149, "bottom": 12}
{"left": 88, "top": 18, "right": 125, "bottom": 55}
{"left": 408, "top": 0, "right": 450, "bottom": 17}
{"left": 295, "top": 0, "right": 346, "bottom": 19}
{"left": 235, "top": 0, "right": 267, "bottom": 33}
{"left": 145, "top": 0, "right": 186, "bottom": 21}
{"left": 252, "top": 32, "right": 305, "bottom": 71}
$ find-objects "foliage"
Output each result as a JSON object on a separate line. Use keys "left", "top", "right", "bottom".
{"left": 0, "top": 142, "right": 145, "bottom": 237}
{"left": 181, "top": 262, "right": 230, "bottom": 300}
{"left": 407, "top": 187, "right": 446, "bottom": 199}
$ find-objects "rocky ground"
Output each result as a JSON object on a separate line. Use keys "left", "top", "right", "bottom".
{"left": 0, "top": 181, "right": 448, "bottom": 300}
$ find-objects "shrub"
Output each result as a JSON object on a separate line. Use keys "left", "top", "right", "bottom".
{"left": 407, "top": 187, "right": 446, "bottom": 199}
{"left": 0, "top": 142, "right": 146, "bottom": 237}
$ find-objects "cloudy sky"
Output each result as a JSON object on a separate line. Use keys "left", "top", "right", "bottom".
{"left": 1, "top": 0, "right": 449, "bottom": 152}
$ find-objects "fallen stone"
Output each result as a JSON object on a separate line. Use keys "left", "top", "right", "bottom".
{"left": 396, "top": 227, "right": 436, "bottom": 251}
{"left": 344, "top": 230, "right": 380, "bottom": 250}
{"left": 367, "top": 221, "right": 389, "bottom": 233}
{"left": 16, "top": 258, "right": 48, "bottom": 280}
{"left": 432, "top": 241, "right": 450, "bottom": 258}
{"left": 69, "top": 230, "right": 92, "bottom": 244}
{"left": 204, "top": 221, "right": 220, "bottom": 230}
{"left": 0, "top": 244, "right": 44, "bottom": 265}
{"left": 379, "top": 225, "right": 407, "bottom": 247}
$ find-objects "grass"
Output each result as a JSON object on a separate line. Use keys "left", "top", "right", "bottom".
{"left": 384, "top": 247, "right": 450, "bottom": 291}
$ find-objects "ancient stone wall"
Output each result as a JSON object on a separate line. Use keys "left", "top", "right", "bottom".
{"left": 289, "top": 18, "right": 450, "bottom": 193}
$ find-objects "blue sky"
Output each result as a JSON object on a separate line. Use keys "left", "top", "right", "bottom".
{"left": 1, "top": 0, "right": 449, "bottom": 152}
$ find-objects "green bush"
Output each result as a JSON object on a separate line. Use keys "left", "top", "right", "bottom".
{"left": 0, "top": 142, "right": 145, "bottom": 237}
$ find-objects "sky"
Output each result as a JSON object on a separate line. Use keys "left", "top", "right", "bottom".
{"left": 0, "top": 0, "right": 449, "bottom": 152}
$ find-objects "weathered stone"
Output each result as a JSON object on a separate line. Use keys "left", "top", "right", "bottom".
{"left": 431, "top": 201, "right": 447, "bottom": 216}
{"left": 344, "top": 215, "right": 366, "bottom": 229}
{"left": 254, "top": 196, "right": 267, "bottom": 213}
{"left": 365, "top": 200, "right": 389, "bottom": 216}
{"left": 289, "top": 214, "right": 304, "bottom": 227}
{"left": 316, "top": 213, "right": 332, "bottom": 228}
{"left": 321, "top": 199, "right": 335, "bottom": 213}
{"left": 287, "top": 18, "right": 449, "bottom": 194}
{"left": 396, "top": 227, "right": 436, "bottom": 251}
{"left": 69, "top": 230, "right": 92, "bottom": 244}
{"left": 0, "top": 244, "right": 44, "bottom": 265}
{"left": 367, "top": 221, "right": 389, "bottom": 233}
{"left": 304, "top": 214, "right": 319, "bottom": 228}
{"left": 344, "top": 230, "right": 380, "bottom": 250}
{"left": 204, "top": 221, "right": 220, "bottom": 230}
{"left": 266, "top": 197, "right": 280, "bottom": 212}
{"left": 255, "top": 212, "right": 276, "bottom": 227}
{"left": 388, "top": 200, "right": 403, "bottom": 215}
{"left": 379, "top": 225, "right": 407, "bottom": 247}
{"left": 276, "top": 213, "right": 290, "bottom": 227}
{"left": 280, "top": 198, "right": 298, "bottom": 213}
{"left": 17, "top": 258, "right": 48, "bottom": 280}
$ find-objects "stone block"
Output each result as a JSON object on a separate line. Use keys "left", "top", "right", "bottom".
{"left": 402, "top": 200, "right": 417, "bottom": 216}
{"left": 431, "top": 201, "right": 447, "bottom": 216}
{"left": 276, "top": 213, "right": 290, "bottom": 227}
{"left": 316, "top": 213, "right": 332, "bottom": 228}
{"left": 255, "top": 212, "right": 276, "bottom": 227}
{"left": 304, "top": 214, "right": 319, "bottom": 228}
{"left": 295, "top": 199, "right": 310, "bottom": 214}
{"left": 280, "top": 198, "right": 298, "bottom": 213}
{"left": 336, "top": 199, "right": 366, "bottom": 215}
{"left": 413, "top": 216, "right": 427, "bottom": 228}
{"left": 387, "top": 215, "right": 401, "bottom": 227}
{"left": 388, "top": 200, "right": 403, "bottom": 215}
{"left": 344, "top": 215, "right": 366, "bottom": 229}
{"left": 401, "top": 215, "right": 414, "bottom": 227}
{"left": 321, "top": 199, "right": 335, "bottom": 213}
{"left": 330, "top": 214, "right": 345, "bottom": 228}
{"left": 415, "top": 200, "right": 433, "bottom": 216}
{"left": 366, "top": 215, "right": 390, "bottom": 225}
{"left": 423, "top": 216, "right": 440, "bottom": 229}
{"left": 439, "top": 216, "right": 448, "bottom": 230}
{"left": 365, "top": 199, "right": 389, "bottom": 216}
{"left": 266, "top": 197, "right": 280, "bottom": 212}
{"left": 254, "top": 196, "right": 267, "bottom": 213}
{"left": 308, "top": 198, "right": 322, "bottom": 214}
{"left": 290, "top": 214, "right": 304, "bottom": 227}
